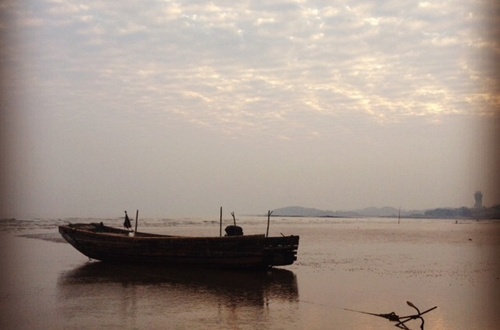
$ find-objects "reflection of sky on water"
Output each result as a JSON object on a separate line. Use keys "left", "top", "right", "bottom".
{"left": 57, "top": 263, "right": 299, "bottom": 329}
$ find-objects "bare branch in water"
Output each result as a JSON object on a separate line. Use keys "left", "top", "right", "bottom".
{"left": 345, "top": 301, "right": 437, "bottom": 330}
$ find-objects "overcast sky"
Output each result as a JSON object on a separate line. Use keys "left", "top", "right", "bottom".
{"left": 1, "top": 0, "right": 499, "bottom": 219}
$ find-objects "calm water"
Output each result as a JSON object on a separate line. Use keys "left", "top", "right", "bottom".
{"left": 1, "top": 217, "right": 499, "bottom": 329}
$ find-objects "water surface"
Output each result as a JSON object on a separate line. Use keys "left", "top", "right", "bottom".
{"left": 1, "top": 217, "right": 498, "bottom": 329}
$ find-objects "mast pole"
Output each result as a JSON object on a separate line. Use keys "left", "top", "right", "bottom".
{"left": 135, "top": 209, "right": 139, "bottom": 232}
{"left": 220, "top": 206, "right": 223, "bottom": 237}
{"left": 266, "top": 210, "right": 273, "bottom": 237}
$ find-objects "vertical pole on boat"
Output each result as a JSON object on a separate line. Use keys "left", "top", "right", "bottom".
{"left": 135, "top": 209, "right": 139, "bottom": 232}
{"left": 266, "top": 210, "right": 273, "bottom": 237}
{"left": 220, "top": 206, "right": 223, "bottom": 237}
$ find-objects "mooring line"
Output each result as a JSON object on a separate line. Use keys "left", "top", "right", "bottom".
{"left": 298, "top": 298, "right": 347, "bottom": 311}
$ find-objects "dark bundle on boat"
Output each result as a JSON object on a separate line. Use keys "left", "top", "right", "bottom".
{"left": 224, "top": 225, "right": 243, "bottom": 236}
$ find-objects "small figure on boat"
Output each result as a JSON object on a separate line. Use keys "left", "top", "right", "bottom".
{"left": 124, "top": 211, "right": 132, "bottom": 231}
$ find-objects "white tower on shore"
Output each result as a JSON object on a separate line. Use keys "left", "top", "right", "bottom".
{"left": 474, "top": 191, "right": 483, "bottom": 209}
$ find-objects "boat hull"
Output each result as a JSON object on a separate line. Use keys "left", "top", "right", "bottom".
{"left": 59, "top": 223, "right": 299, "bottom": 270}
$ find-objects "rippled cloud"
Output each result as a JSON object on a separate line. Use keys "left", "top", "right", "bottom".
{"left": 4, "top": 0, "right": 498, "bottom": 140}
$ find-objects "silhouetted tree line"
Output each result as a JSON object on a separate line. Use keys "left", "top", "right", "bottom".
{"left": 418, "top": 205, "right": 500, "bottom": 219}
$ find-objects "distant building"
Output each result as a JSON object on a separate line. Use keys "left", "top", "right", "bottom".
{"left": 474, "top": 191, "right": 483, "bottom": 209}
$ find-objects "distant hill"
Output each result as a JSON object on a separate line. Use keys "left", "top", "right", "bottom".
{"left": 272, "top": 205, "right": 500, "bottom": 219}
{"left": 272, "top": 206, "right": 400, "bottom": 218}
{"left": 353, "top": 206, "right": 400, "bottom": 217}
{"left": 272, "top": 206, "right": 338, "bottom": 217}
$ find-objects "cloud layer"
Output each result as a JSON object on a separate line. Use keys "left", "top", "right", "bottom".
{"left": 1, "top": 0, "right": 499, "bottom": 217}
{"left": 7, "top": 1, "right": 499, "bottom": 131}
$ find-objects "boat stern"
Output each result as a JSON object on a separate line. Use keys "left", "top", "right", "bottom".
{"left": 264, "top": 235, "right": 299, "bottom": 267}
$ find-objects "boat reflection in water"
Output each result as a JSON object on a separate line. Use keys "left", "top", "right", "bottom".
{"left": 57, "top": 262, "right": 299, "bottom": 328}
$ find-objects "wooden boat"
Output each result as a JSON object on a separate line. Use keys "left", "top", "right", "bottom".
{"left": 59, "top": 223, "right": 299, "bottom": 270}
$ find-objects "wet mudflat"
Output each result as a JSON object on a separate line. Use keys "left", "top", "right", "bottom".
{"left": 0, "top": 217, "right": 499, "bottom": 329}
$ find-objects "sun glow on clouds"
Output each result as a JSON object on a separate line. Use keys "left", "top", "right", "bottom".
{"left": 8, "top": 0, "right": 491, "bottom": 137}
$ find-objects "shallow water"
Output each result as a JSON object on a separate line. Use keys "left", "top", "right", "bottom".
{"left": 1, "top": 217, "right": 499, "bottom": 329}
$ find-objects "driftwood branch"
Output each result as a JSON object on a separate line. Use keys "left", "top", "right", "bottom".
{"left": 345, "top": 301, "right": 437, "bottom": 330}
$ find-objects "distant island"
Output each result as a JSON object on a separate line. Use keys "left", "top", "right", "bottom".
{"left": 272, "top": 205, "right": 500, "bottom": 219}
